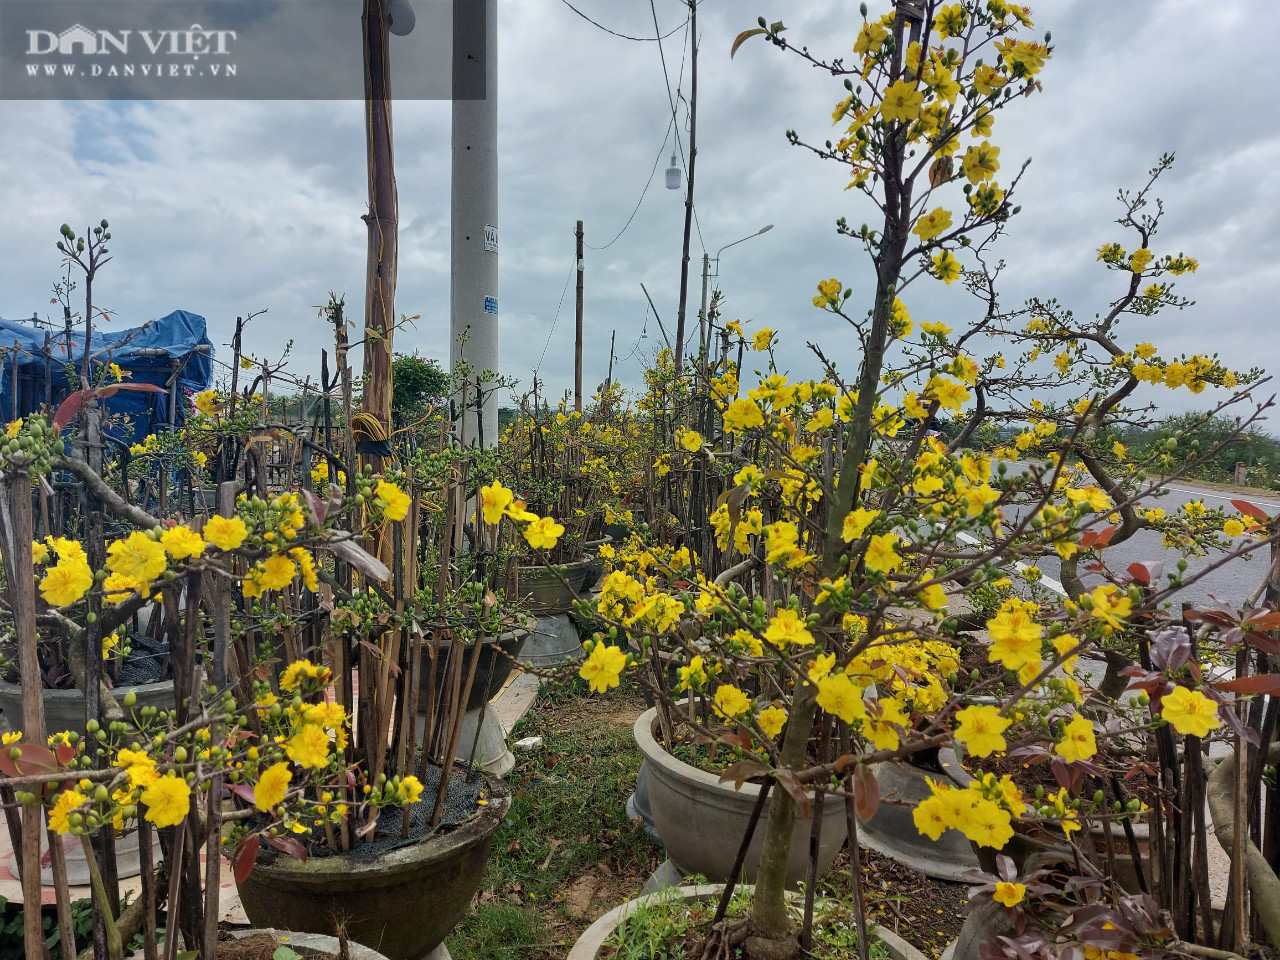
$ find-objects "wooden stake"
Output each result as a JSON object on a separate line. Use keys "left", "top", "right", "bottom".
{"left": 574, "top": 220, "right": 584, "bottom": 413}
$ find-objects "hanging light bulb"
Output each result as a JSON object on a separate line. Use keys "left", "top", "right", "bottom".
{"left": 388, "top": 1, "right": 416, "bottom": 36}
{"left": 665, "top": 154, "right": 682, "bottom": 191}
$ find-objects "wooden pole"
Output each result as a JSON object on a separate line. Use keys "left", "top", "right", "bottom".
{"left": 361, "top": 0, "right": 398, "bottom": 434}
{"left": 574, "top": 220, "right": 584, "bottom": 413}
{"left": 8, "top": 478, "right": 46, "bottom": 959}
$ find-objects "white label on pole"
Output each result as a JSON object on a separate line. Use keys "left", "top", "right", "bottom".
{"left": 483, "top": 224, "right": 498, "bottom": 253}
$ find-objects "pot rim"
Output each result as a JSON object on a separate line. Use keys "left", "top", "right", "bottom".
{"left": 634, "top": 704, "right": 844, "bottom": 808}
{"left": 224, "top": 928, "right": 390, "bottom": 960}
{"left": 416, "top": 621, "right": 534, "bottom": 647}
{"left": 0, "top": 677, "right": 175, "bottom": 699}
{"left": 565, "top": 883, "right": 927, "bottom": 960}
{"left": 238, "top": 769, "right": 511, "bottom": 885}
{"left": 515, "top": 556, "right": 594, "bottom": 575}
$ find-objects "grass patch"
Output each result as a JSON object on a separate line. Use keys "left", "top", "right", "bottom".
{"left": 448, "top": 676, "right": 660, "bottom": 960}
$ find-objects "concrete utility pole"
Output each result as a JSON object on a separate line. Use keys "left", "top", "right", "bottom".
{"left": 574, "top": 219, "right": 584, "bottom": 413}
{"left": 361, "top": 0, "right": 397, "bottom": 436}
{"left": 451, "top": 0, "right": 499, "bottom": 447}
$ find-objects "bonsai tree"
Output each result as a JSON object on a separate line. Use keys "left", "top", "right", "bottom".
{"left": 573, "top": 4, "right": 1278, "bottom": 959}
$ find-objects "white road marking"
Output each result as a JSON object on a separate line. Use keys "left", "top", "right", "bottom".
{"left": 1163, "top": 485, "right": 1280, "bottom": 511}
{"left": 956, "top": 530, "right": 1069, "bottom": 598}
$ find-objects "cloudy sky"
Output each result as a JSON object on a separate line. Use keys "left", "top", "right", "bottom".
{"left": 1, "top": 0, "right": 1277, "bottom": 422}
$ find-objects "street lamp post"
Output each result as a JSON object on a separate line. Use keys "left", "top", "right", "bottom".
{"left": 699, "top": 224, "right": 774, "bottom": 357}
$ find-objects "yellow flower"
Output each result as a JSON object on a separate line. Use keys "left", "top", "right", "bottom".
{"left": 1223, "top": 518, "right": 1245, "bottom": 538}
{"left": 925, "top": 375, "right": 970, "bottom": 411}
{"left": 1054, "top": 714, "right": 1097, "bottom": 763}
{"left": 863, "top": 533, "right": 903, "bottom": 575}
{"left": 752, "top": 328, "right": 775, "bottom": 352}
{"left": 524, "top": 515, "right": 565, "bottom": 550}
{"left": 912, "top": 207, "right": 954, "bottom": 243}
{"left": 141, "top": 775, "right": 192, "bottom": 829}
{"left": 377, "top": 479, "right": 411, "bottom": 522}
{"left": 39, "top": 559, "right": 93, "bottom": 607}
{"left": 988, "top": 601, "right": 1043, "bottom": 672}
{"left": 256, "top": 554, "right": 297, "bottom": 592}
{"left": 931, "top": 250, "right": 962, "bottom": 284}
{"left": 816, "top": 673, "right": 865, "bottom": 725}
{"left": 812, "top": 277, "right": 842, "bottom": 308}
{"left": 678, "top": 428, "right": 704, "bottom": 452}
{"left": 106, "top": 531, "right": 168, "bottom": 583}
{"left": 723, "top": 398, "right": 766, "bottom": 433}
{"left": 960, "top": 796, "right": 1014, "bottom": 849}
{"left": 254, "top": 762, "right": 292, "bottom": 811}
{"left": 954, "top": 705, "right": 1011, "bottom": 759}
{"left": 880, "top": 78, "right": 924, "bottom": 124}
{"left": 48, "top": 789, "right": 86, "bottom": 835}
{"left": 841, "top": 507, "right": 879, "bottom": 542}
{"left": 757, "top": 705, "right": 787, "bottom": 739}
{"left": 1088, "top": 585, "right": 1131, "bottom": 632}
{"left": 713, "top": 684, "right": 751, "bottom": 720}
{"left": 1161, "top": 686, "right": 1220, "bottom": 738}
{"left": 5, "top": 420, "right": 21, "bottom": 440}
{"left": 764, "top": 609, "right": 814, "bottom": 648}
{"left": 853, "top": 19, "right": 888, "bottom": 55}
{"left": 480, "top": 482, "right": 514, "bottom": 524}
{"left": 161, "top": 525, "right": 206, "bottom": 561}
{"left": 808, "top": 652, "right": 837, "bottom": 683}
{"left": 31, "top": 540, "right": 51, "bottom": 565}
{"left": 993, "top": 881, "right": 1026, "bottom": 908}
{"left": 286, "top": 724, "right": 332, "bottom": 769}
{"left": 280, "top": 659, "right": 331, "bottom": 693}
{"left": 1129, "top": 248, "right": 1153, "bottom": 274}
{"left": 116, "top": 748, "right": 159, "bottom": 790}
{"left": 579, "top": 643, "right": 627, "bottom": 693}
{"left": 290, "top": 548, "right": 319, "bottom": 591}
{"left": 204, "top": 515, "right": 248, "bottom": 551}
{"left": 919, "top": 582, "right": 948, "bottom": 611}
{"left": 401, "top": 775, "right": 425, "bottom": 804}
{"left": 1, "top": 731, "right": 21, "bottom": 746}
{"left": 678, "top": 655, "right": 708, "bottom": 691}
{"left": 961, "top": 141, "right": 1000, "bottom": 185}
{"left": 103, "top": 572, "right": 144, "bottom": 605}
{"left": 912, "top": 784, "right": 962, "bottom": 841}
{"left": 194, "top": 390, "right": 221, "bottom": 416}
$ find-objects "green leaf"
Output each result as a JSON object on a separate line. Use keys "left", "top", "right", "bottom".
{"left": 274, "top": 948, "right": 305, "bottom": 960}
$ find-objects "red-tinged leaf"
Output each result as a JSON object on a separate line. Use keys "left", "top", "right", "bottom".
{"left": 853, "top": 766, "right": 880, "bottom": 821}
{"left": 1231, "top": 499, "right": 1272, "bottom": 523}
{"left": 1081, "top": 525, "right": 1116, "bottom": 549}
{"left": 264, "top": 834, "right": 309, "bottom": 860}
{"left": 1050, "top": 756, "right": 1072, "bottom": 790}
{"left": 1244, "top": 611, "right": 1280, "bottom": 629}
{"left": 53, "top": 740, "right": 76, "bottom": 766}
{"left": 53, "top": 384, "right": 165, "bottom": 429}
{"left": 1220, "top": 706, "right": 1260, "bottom": 747}
{"left": 0, "top": 743, "right": 64, "bottom": 780}
{"left": 718, "top": 760, "right": 770, "bottom": 790}
{"left": 1126, "top": 563, "right": 1150, "bottom": 586}
{"left": 232, "top": 833, "right": 261, "bottom": 884}
{"left": 730, "top": 27, "right": 766, "bottom": 58}
{"left": 1213, "top": 674, "right": 1280, "bottom": 695}
{"left": 717, "top": 731, "right": 752, "bottom": 751}
{"left": 1245, "top": 632, "right": 1280, "bottom": 655}
{"left": 228, "top": 783, "right": 257, "bottom": 806}
{"left": 774, "top": 769, "right": 812, "bottom": 819}
{"left": 302, "top": 488, "right": 328, "bottom": 524}
{"left": 319, "top": 538, "right": 390, "bottom": 582}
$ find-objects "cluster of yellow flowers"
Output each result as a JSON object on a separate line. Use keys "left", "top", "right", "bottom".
{"left": 478, "top": 480, "right": 565, "bottom": 550}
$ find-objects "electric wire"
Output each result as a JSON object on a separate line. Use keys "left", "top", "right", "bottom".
{"left": 533, "top": 253, "right": 579, "bottom": 374}
{"left": 585, "top": 115, "right": 676, "bottom": 251}
{"left": 556, "top": 0, "right": 689, "bottom": 42}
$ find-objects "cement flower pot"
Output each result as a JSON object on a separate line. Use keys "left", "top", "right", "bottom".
{"left": 514, "top": 557, "right": 597, "bottom": 615}
{"left": 634, "top": 706, "right": 848, "bottom": 887}
{"left": 418, "top": 623, "right": 531, "bottom": 712}
{"left": 0, "top": 677, "right": 177, "bottom": 739}
{"left": 566, "top": 884, "right": 928, "bottom": 960}
{"left": 235, "top": 772, "right": 511, "bottom": 960}
{"left": 857, "top": 755, "right": 980, "bottom": 881}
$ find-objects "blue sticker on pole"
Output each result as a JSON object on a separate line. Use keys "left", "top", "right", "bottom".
{"left": 483, "top": 296, "right": 499, "bottom": 315}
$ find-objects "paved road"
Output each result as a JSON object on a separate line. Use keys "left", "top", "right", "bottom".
{"left": 1013, "top": 480, "right": 1280, "bottom": 609}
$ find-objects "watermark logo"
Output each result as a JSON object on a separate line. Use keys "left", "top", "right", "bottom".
{"left": 0, "top": 1, "right": 483, "bottom": 101}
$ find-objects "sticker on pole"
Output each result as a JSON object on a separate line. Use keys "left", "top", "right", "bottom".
{"left": 483, "top": 296, "right": 499, "bottom": 315}
{"left": 483, "top": 224, "right": 498, "bottom": 253}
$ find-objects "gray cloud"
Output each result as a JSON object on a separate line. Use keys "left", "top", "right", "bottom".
{"left": 2, "top": 0, "right": 1276, "bottom": 421}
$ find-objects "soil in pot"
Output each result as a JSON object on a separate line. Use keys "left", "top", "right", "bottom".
{"left": 236, "top": 764, "right": 509, "bottom": 960}
{"left": 216, "top": 931, "right": 340, "bottom": 960}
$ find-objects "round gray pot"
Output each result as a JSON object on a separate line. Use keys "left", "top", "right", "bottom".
{"left": 0, "top": 677, "right": 177, "bottom": 739}
{"left": 418, "top": 623, "right": 531, "bottom": 712}
{"left": 566, "top": 884, "right": 928, "bottom": 960}
{"left": 235, "top": 771, "right": 511, "bottom": 960}
{"left": 857, "top": 756, "right": 979, "bottom": 881}
{"left": 634, "top": 706, "right": 848, "bottom": 887}
{"left": 514, "top": 558, "right": 596, "bottom": 615}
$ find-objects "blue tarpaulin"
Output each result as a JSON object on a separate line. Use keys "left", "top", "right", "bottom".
{"left": 0, "top": 310, "right": 215, "bottom": 442}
